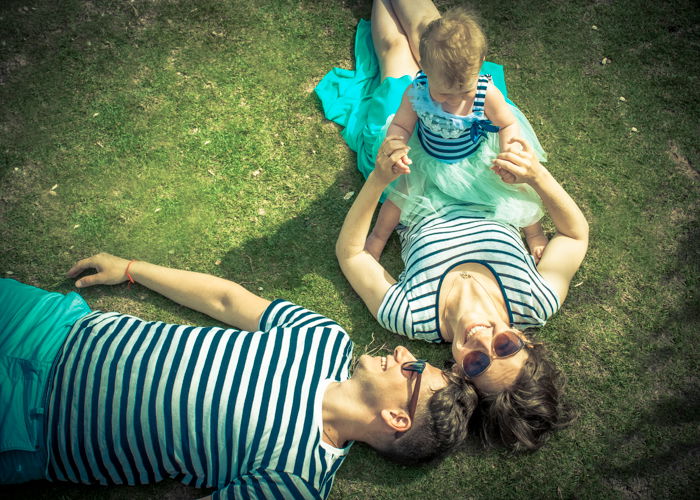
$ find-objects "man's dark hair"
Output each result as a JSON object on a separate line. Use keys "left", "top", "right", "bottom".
{"left": 378, "top": 371, "right": 477, "bottom": 465}
{"left": 472, "top": 343, "right": 574, "bottom": 451}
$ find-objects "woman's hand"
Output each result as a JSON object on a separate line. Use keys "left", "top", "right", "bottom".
{"left": 372, "top": 135, "right": 412, "bottom": 185}
{"left": 66, "top": 252, "right": 131, "bottom": 288}
{"left": 491, "top": 137, "right": 545, "bottom": 185}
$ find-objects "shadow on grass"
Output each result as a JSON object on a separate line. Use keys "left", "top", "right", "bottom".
{"left": 595, "top": 209, "right": 700, "bottom": 496}
{"left": 218, "top": 166, "right": 409, "bottom": 348}
{"left": 0, "top": 477, "right": 212, "bottom": 500}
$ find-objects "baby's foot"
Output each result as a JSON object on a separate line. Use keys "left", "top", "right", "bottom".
{"left": 526, "top": 233, "right": 548, "bottom": 264}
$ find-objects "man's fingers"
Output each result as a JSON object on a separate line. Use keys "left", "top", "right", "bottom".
{"left": 66, "top": 257, "right": 94, "bottom": 278}
{"left": 75, "top": 273, "right": 101, "bottom": 288}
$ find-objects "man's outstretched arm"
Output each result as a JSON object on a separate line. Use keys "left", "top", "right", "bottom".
{"left": 67, "top": 253, "right": 270, "bottom": 331}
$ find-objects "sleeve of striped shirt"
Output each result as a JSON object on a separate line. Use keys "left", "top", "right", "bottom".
{"left": 213, "top": 469, "right": 322, "bottom": 499}
{"left": 376, "top": 283, "right": 414, "bottom": 338}
{"left": 258, "top": 299, "right": 342, "bottom": 332}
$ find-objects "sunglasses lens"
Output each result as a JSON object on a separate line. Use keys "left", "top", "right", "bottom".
{"left": 462, "top": 350, "right": 490, "bottom": 378}
{"left": 402, "top": 360, "right": 426, "bottom": 374}
{"left": 493, "top": 331, "right": 524, "bottom": 357}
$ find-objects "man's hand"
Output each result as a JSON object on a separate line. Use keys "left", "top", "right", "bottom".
{"left": 66, "top": 253, "right": 131, "bottom": 288}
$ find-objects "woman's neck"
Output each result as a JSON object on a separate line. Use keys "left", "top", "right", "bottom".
{"left": 439, "top": 262, "right": 509, "bottom": 341}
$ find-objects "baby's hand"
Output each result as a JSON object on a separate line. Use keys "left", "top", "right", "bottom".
{"left": 524, "top": 230, "right": 548, "bottom": 264}
{"left": 491, "top": 137, "right": 543, "bottom": 185}
{"left": 375, "top": 135, "right": 412, "bottom": 184}
{"left": 387, "top": 138, "right": 412, "bottom": 174}
{"left": 492, "top": 164, "right": 517, "bottom": 184}
{"left": 529, "top": 242, "right": 546, "bottom": 264}
{"left": 393, "top": 152, "right": 412, "bottom": 174}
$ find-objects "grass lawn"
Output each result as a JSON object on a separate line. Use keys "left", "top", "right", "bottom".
{"left": 1, "top": 0, "right": 698, "bottom": 498}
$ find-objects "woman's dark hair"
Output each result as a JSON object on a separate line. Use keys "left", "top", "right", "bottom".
{"left": 472, "top": 342, "right": 574, "bottom": 451}
{"left": 378, "top": 371, "right": 477, "bottom": 465}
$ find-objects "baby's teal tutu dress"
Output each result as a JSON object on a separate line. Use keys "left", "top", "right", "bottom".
{"left": 315, "top": 19, "right": 546, "bottom": 227}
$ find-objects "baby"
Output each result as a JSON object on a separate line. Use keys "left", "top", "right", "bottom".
{"left": 365, "top": 7, "right": 549, "bottom": 262}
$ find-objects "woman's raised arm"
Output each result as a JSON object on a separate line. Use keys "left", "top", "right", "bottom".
{"left": 66, "top": 253, "right": 271, "bottom": 331}
{"left": 491, "top": 138, "right": 589, "bottom": 302}
{"left": 335, "top": 136, "right": 409, "bottom": 316}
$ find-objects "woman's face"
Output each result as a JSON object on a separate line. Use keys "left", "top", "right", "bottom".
{"left": 451, "top": 319, "right": 529, "bottom": 394}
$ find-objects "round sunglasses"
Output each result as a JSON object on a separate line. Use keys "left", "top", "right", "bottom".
{"left": 460, "top": 330, "right": 526, "bottom": 379}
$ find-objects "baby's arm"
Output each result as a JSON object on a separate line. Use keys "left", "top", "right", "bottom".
{"left": 383, "top": 87, "right": 418, "bottom": 173}
{"left": 484, "top": 85, "right": 523, "bottom": 182}
{"left": 484, "top": 84, "right": 521, "bottom": 152}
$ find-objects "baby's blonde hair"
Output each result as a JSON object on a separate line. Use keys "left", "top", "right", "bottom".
{"left": 419, "top": 7, "right": 487, "bottom": 88}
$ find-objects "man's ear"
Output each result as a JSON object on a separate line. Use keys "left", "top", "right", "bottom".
{"left": 380, "top": 409, "right": 412, "bottom": 433}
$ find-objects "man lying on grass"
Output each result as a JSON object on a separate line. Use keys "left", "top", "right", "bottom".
{"left": 0, "top": 253, "right": 475, "bottom": 499}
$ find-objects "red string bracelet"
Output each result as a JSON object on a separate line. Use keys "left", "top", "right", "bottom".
{"left": 125, "top": 259, "right": 137, "bottom": 288}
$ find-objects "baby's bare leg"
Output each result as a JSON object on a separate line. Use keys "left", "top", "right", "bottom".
{"left": 390, "top": 0, "right": 441, "bottom": 65}
{"left": 366, "top": 200, "right": 401, "bottom": 261}
{"left": 523, "top": 221, "right": 548, "bottom": 264}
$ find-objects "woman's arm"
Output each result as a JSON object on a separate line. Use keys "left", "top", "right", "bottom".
{"left": 335, "top": 136, "right": 409, "bottom": 316}
{"left": 491, "top": 138, "right": 589, "bottom": 302}
{"left": 66, "top": 253, "right": 270, "bottom": 331}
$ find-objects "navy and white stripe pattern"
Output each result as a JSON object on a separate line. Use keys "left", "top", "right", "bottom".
{"left": 377, "top": 205, "right": 560, "bottom": 342}
{"left": 46, "top": 300, "right": 353, "bottom": 499}
{"left": 412, "top": 72, "right": 499, "bottom": 163}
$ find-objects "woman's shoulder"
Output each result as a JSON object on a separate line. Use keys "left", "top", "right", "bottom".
{"left": 377, "top": 280, "right": 445, "bottom": 343}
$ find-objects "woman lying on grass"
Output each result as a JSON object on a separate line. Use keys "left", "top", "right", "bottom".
{"left": 327, "top": 0, "right": 589, "bottom": 450}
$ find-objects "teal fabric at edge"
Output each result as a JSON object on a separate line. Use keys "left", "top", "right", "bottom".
{"left": 0, "top": 279, "right": 91, "bottom": 456}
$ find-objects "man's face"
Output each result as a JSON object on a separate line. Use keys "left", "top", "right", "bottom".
{"left": 353, "top": 346, "right": 448, "bottom": 414}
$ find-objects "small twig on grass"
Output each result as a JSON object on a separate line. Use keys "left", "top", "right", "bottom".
{"left": 244, "top": 254, "right": 255, "bottom": 273}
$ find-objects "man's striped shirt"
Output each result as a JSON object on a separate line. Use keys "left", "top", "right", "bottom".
{"left": 378, "top": 206, "right": 560, "bottom": 342}
{"left": 45, "top": 299, "right": 353, "bottom": 499}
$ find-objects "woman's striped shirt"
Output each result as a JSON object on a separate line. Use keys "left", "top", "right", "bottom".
{"left": 45, "top": 299, "right": 353, "bottom": 499}
{"left": 378, "top": 205, "right": 560, "bottom": 342}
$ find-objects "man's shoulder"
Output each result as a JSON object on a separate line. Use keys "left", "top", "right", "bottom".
{"left": 259, "top": 300, "right": 349, "bottom": 336}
